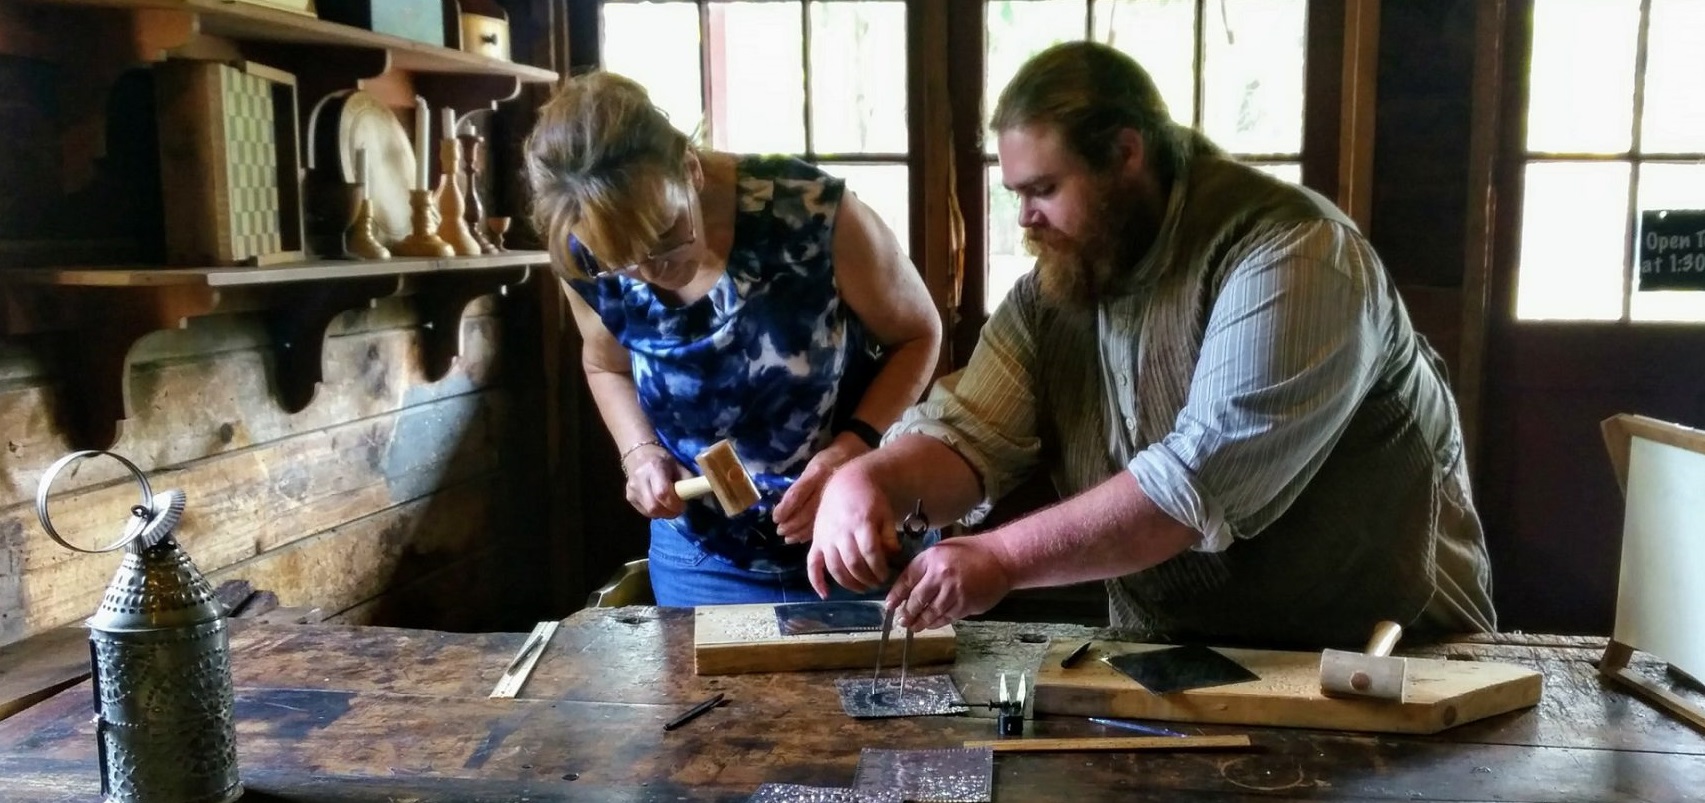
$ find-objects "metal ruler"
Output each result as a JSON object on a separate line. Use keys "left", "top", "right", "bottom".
{"left": 489, "top": 620, "right": 559, "bottom": 699}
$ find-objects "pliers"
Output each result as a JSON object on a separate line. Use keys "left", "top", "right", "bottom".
{"left": 872, "top": 499, "right": 931, "bottom": 700}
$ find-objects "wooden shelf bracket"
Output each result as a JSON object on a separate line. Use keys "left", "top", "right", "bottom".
{"left": 408, "top": 266, "right": 530, "bottom": 383}
{"left": 260, "top": 276, "right": 403, "bottom": 414}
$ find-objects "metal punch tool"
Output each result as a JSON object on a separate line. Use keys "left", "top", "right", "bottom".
{"left": 871, "top": 498, "right": 931, "bottom": 702}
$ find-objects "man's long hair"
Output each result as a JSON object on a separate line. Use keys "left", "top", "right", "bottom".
{"left": 991, "top": 41, "right": 1190, "bottom": 184}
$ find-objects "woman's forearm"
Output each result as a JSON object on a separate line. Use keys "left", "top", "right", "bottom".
{"left": 584, "top": 367, "right": 660, "bottom": 456}
{"left": 848, "top": 332, "right": 940, "bottom": 432}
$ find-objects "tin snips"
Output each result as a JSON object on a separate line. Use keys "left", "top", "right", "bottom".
{"left": 872, "top": 498, "right": 931, "bottom": 701}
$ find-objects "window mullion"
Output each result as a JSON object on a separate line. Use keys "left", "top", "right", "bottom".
{"left": 801, "top": 0, "right": 815, "bottom": 159}
{"left": 1192, "top": 0, "right": 1207, "bottom": 129}
{"left": 699, "top": 0, "right": 715, "bottom": 146}
{"left": 1621, "top": 0, "right": 1653, "bottom": 321}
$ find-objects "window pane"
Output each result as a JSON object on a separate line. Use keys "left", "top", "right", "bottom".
{"left": 809, "top": 1, "right": 907, "bottom": 155}
{"left": 1631, "top": 163, "right": 1705, "bottom": 322}
{"left": 824, "top": 163, "right": 910, "bottom": 250}
{"left": 1202, "top": 0, "right": 1305, "bottom": 155}
{"left": 1515, "top": 162, "right": 1630, "bottom": 321}
{"left": 984, "top": 0, "right": 1088, "bottom": 155}
{"left": 601, "top": 2, "right": 704, "bottom": 136}
{"left": 710, "top": 2, "right": 806, "bottom": 153}
{"left": 1527, "top": 0, "right": 1639, "bottom": 154}
{"left": 986, "top": 164, "right": 1032, "bottom": 310}
{"left": 1092, "top": 0, "right": 1196, "bottom": 125}
{"left": 1253, "top": 162, "right": 1302, "bottom": 184}
{"left": 1641, "top": 0, "right": 1705, "bottom": 154}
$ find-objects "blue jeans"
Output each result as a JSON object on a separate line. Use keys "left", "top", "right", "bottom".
{"left": 647, "top": 519, "right": 934, "bottom": 607}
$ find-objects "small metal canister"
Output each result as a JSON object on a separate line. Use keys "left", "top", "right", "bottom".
{"left": 37, "top": 450, "right": 242, "bottom": 803}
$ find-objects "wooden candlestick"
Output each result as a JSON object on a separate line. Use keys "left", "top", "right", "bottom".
{"left": 435, "top": 139, "right": 482, "bottom": 255}
{"left": 461, "top": 136, "right": 499, "bottom": 254}
{"left": 393, "top": 190, "right": 454, "bottom": 257}
{"left": 345, "top": 194, "right": 391, "bottom": 260}
{"left": 486, "top": 217, "right": 511, "bottom": 251}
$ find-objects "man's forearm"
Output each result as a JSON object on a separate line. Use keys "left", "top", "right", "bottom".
{"left": 855, "top": 433, "right": 985, "bottom": 526}
{"left": 979, "top": 471, "right": 1199, "bottom": 590}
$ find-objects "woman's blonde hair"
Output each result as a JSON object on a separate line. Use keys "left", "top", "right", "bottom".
{"left": 524, "top": 71, "right": 696, "bottom": 279}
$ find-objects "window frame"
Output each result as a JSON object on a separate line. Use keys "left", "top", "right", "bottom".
{"left": 597, "top": 0, "right": 915, "bottom": 243}
{"left": 1503, "top": 0, "right": 1705, "bottom": 325}
{"left": 949, "top": 0, "right": 1377, "bottom": 363}
{"left": 580, "top": 0, "right": 1380, "bottom": 370}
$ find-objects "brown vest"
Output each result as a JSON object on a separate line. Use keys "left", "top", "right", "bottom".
{"left": 1028, "top": 149, "right": 1494, "bottom": 649}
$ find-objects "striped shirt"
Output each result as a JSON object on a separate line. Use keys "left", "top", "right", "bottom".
{"left": 895, "top": 219, "right": 1396, "bottom": 554}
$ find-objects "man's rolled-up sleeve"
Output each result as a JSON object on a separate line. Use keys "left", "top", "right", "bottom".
{"left": 890, "top": 277, "right": 1044, "bottom": 526}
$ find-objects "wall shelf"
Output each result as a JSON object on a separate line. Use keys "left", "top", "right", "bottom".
{"left": 1, "top": 250, "right": 549, "bottom": 287}
{"left": 19, "top": 0, "right": 558, "bottom": 84}
{"left": 0, "top": 252, "right": 544, "bottom": 450}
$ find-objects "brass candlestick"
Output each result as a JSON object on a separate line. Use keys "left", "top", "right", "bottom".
{"left": 461, "top": 136, "right": 499, "bottom": 254}
{"left": 344, "top": 193, "right": 391, "bottom": 260}
{"left": 392, "top": 190, "right": 454, "bottom": 257}
{"left": 435, "top": 139, "right": 482, "bottom": 256}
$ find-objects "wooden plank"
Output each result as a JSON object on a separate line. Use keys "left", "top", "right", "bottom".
{"left": 0, "top": 626, "right": 86, "bottom": 722}
{"left": 964, "top": 735, "right": 1252, "bottom": 753}
{"left": 4, "top": 677, "right": 1705, "bottom": 802}
{"left": 14, "top": 0, "right": 556, "bottom": 82}
{"left": 1033, "top": 639, "right": 1542, "bottom": 735}
{"left": 692, "top": 603, "right": 956, "bottom": 676}
{"left": 0, "top": 251, "right": 547, "bottom": 287}
{"left": 321, "top": 544, "right": 506, "bottom": 631}
{"left": 0, "top": 388, "right": 508, "bottom": 645}
{"left": 0, "top": 307, "right": 503, "bottom": 510}
{"left": 207, "top": 475, "right": 499, "bottom": 617}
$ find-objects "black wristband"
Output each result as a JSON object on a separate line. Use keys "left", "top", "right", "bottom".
{"left": 837, "top": 418, "right": 882, "bottom": 449}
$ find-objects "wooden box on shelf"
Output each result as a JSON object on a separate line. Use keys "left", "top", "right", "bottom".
{"left": 457, "top": 0, "right": 510, "bottom": 62}
{"left": 230, "top": 0, "right": 317, "bottom": 16}
{"left": 316, "top": 0, "right": 448, "bottom": 47}
{"left": 154, "top": 58, "right": 305, "bottom": 267}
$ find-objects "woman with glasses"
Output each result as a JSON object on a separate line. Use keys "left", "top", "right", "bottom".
{"left": 525, "top": 71, "right": 942, "bottom": 606}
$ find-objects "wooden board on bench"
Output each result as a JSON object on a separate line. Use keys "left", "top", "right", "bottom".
{"left": 693, "top": 602, "right": 956, "bottom": 676}
{"left": 1034, "top": 639, "right": 1542, "bottom": 734}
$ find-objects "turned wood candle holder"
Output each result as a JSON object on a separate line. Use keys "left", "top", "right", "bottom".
{"left": 392, "top": 190, "right": 454, "bottom": 257}
{"left": 435, "top": 139, "right": 482, "bottom": 256}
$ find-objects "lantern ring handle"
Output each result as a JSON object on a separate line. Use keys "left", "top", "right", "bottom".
{"left": 35, "top": 450, "right": 155, "bottom": 554}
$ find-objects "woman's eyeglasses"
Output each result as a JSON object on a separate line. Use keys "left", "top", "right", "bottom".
{"left": 588, "top": 213, "right": 697, "bottom": 279}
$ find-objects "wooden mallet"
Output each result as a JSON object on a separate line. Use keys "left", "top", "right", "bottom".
{"left": 1319, "top": 620, "right": 1408, "bottom": 702}
{"left": 672, "top": 439, "right": 761, "bottom": 516}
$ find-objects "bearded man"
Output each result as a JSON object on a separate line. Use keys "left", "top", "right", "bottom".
{"left": 801, "top": 41, "right": 1497, "bottom": 648}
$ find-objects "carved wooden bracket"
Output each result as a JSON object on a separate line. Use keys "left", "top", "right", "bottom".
{"left": 408, "top": 267, "right": 531, "bottom": 383}
{"left": 260, "top": 276, "right": 403, "bottom": 414}
{"left": 36, "top": 284, "right": 223, "bottom": 450}
{"left": 0, "top": 260, "right": 538, "bottom": 450}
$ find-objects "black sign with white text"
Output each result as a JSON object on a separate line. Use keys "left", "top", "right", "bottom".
{"left": 1638, "top": 209, "right": 1705, "bottom": 291}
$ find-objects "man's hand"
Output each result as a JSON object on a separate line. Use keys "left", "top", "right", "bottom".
{"left": 624, "top": 447, "right": 688, "bottom": 519}
{"left": 886, "top": 537, "right": 1013, "bottom": 632}
{"left": 775, "top": 434, "right": 870, "bottom": 543}
{"left": 807, "top": 461, "right": 901, "bottom": 597}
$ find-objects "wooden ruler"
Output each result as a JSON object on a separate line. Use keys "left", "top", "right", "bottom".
{"left": 489, "top": 620, "right": 558, "bottom": 699}
{"left": 963, "top": 735, "right": 1251, "bottom": 753}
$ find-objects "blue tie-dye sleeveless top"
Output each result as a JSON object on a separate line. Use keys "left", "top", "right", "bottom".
{"left": 568, "top": 156, "right": 880, "bottom": 571}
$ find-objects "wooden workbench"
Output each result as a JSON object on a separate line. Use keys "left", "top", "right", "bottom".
{"left": 0, "top": 608, "right": 1701, "bottom": 801}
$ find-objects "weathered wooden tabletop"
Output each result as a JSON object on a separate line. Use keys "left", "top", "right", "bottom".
{"left": 0, "top": 607, "right": 1701, "bottom": 801}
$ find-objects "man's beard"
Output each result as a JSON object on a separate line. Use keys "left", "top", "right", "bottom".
{"left": 1025, "top": 178, "right": 1146, "bottom": 311}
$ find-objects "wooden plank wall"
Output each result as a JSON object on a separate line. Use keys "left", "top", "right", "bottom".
{"left": 0, "top": 3, "right": 560, "bottom": 652}
{"left": 0, "top": 294, "right": 539, "bottom": 649}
